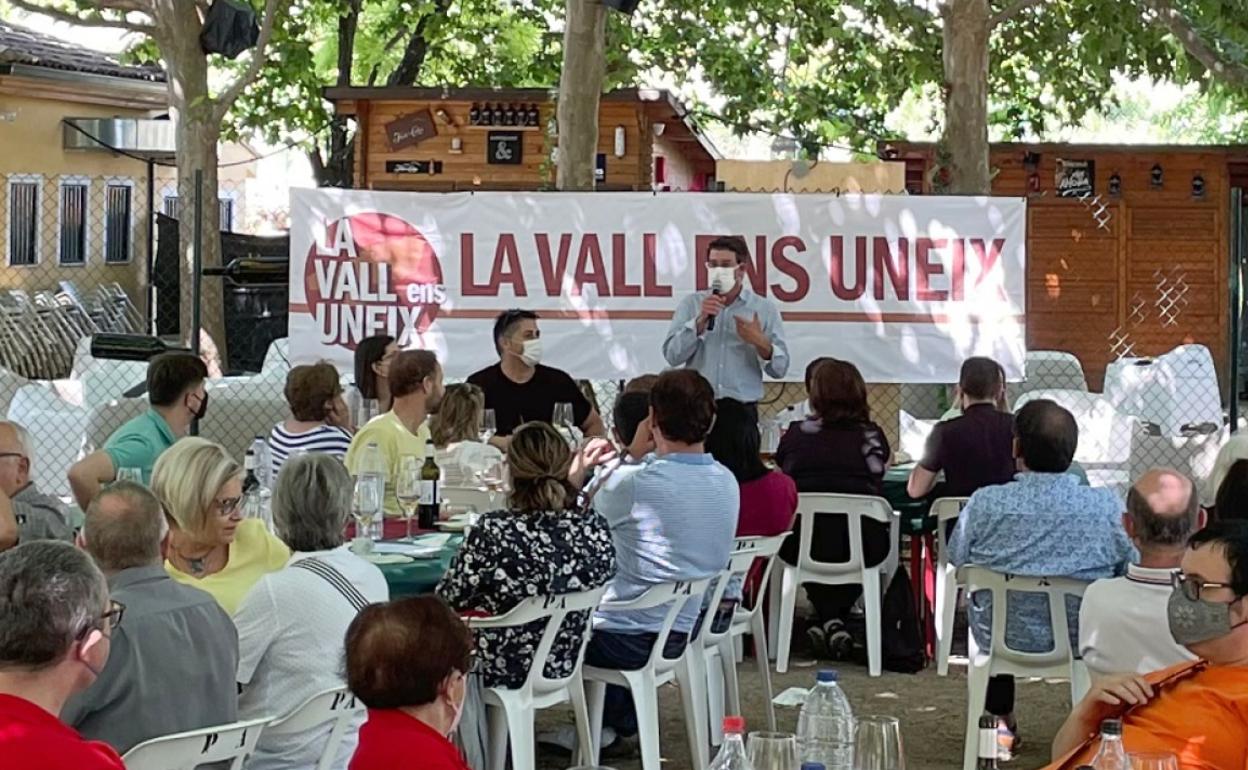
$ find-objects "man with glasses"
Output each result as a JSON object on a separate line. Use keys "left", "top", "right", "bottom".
{"left": 1049, "top": 520, "right": 1248, "bottom": 767}
{"left": 0, "top": 540, "right": 125, "bottom": 768}
{"left": 467, "top": 309, "right": 605, "bottom": 441}
{"left": 662, "top": 235, "right": 790, "bottom": 422}
{"left": 0, "top": 420, "right": 72, "bottom": 551}
{"left": 62, "top": 481, "right": 238, "bottom": 755}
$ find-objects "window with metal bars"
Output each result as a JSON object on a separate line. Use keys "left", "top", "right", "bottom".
{"left": 105, "top": 183, "right": 133, "bottom": 263}
{"left": 163, "top": 195, "right": 179, "bottom": 220}
{"left": 7, "top": 180, "right": 38, "bottom": 266}
{"left": 59, "top": 182, "right": 88, "bottom": 265}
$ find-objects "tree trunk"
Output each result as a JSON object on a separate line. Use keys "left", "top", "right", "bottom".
{"left": 940, "top": 0, "right": 992, "bottom": 195}
{"left": 556, "top": 0, "right": 607, "bottom": 191}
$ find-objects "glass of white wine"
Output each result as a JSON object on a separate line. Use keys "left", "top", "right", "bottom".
{"left": 351, "top": 474, "right": 382, "bottom": 554}
{"left": 479, "top": 408, "right": 497, "bottom": 444}
{"left": 395, "top": 455, "right": 421, "bottom": 542}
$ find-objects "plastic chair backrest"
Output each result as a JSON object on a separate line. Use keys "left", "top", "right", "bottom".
{"left": 470, "top": 585, "right": 609, "bottom": 694}
{"left": 959, "top": 566, "right": 1089, "bottom": 668}
{"left": 265, "top": 687, "right": 363, "bottom": 770}
{"left": 595, "top": 578, "right": 714, "bottom": 674}
{"left": 932, "top": 497, "right": 970, "bottom": 566}
{"left": 705, "top": 535, "right": 786, "bottom": 645}
{"left": 121, "top": 716, "right": 271, "bottom": 770}
{"left": 441, "top": 486, "right": 497, "bottom": 513}
{"left": 794, "top": 493, "right": 895, "bottom": 575}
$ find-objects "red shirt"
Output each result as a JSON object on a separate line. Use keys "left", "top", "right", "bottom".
{"left": 737, "top": 470, "right": 798, "bottom": 537}
{"left": 0, "top": 693, "right": 125, "bottom": 769}
{"left": 349, "top": 708, "right": 471, "bottom": 770}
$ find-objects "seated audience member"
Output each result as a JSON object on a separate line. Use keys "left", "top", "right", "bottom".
{"left": 940, "top": 360, "right": 1010, "bottom": 421}
{"left": 269, "top": 361, "right": 354, "bottom": 479}
{"left": 235, "top": 454, "right": 388, "bottom": 770}
{"left": 154, "top": 438, "right": 289, "bottom": 613}
{"left": 1214, "top": 459, "right": 1248, "bottom": 521}
{"left": 0, "top": 421, "right": 69, "bottom": 547}
{"left": 612, "top": 391, "right": 654, "bottom": 462}
{"left": 1080, "top": 468, "right": 1203, "bottom": 679}
{"left": 579, "top": 369, "right": 738, "bottom": 748}
{"left": 1048, "top": 521, "right": 1248, "bottom": 769}
{"left": 346, "top": 597, "right": 474, "bottom": 770}
{"left": 429, "top": 383, "right": 504, "bottom": 485}
{"left": 1207, "top": 432, "right": 1248, "bottom": 501}
{"left": 63, "top": 482, "right": 238, "bottom": 753}
{"left": 467, "top": 309, "right": 605, "bottom": 439}
{"left": 69, "top": 351, "right": 208, "bottom": 509}
{"left": 346, "top": 350, "right": 444, "bottom": 516}
{"left": 908, "top": 356, "right": 1015, "bottom": 499}
{"left": 437, "top": 421, "right": 614, "bottom": 689}
{"left": 950, "top": 398, "right": 1133, "bottom": 758}
{"left": 623, "top": 374, "right": 659, "bottom": 394}
{"left": 348, "top": 334, "right": 398, "bottom": 421}
{"left": 0, "top": 541, "right": 125, "bottom": 769}
{"left": 775, "top": 359, "right": 890, "bottom": 659}
{"left": 773, "top": 356, "right": 833, "bottom": 430}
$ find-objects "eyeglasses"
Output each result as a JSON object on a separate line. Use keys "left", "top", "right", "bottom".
{"left": 213, "top": 497, "right": 243, "bottom": 517}
{"left": 0, "top": 452, "right": 24, "bottom": 460}
{"left": 1172, "top": 570, "right": 1237, "bottom": 602}
{"left": 79, "top": 599, "right": 126, "bottom": 639}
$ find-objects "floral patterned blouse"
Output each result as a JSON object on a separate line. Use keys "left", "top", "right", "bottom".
{"left": 436, "top": 508, "right": 616, "bottom": 689}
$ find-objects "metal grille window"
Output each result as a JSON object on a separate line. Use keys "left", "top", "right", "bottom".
{"left": 220, "top": 197, "right": 234, "bottom": 232}
{"left": 7, "top": 180, "right": 38, "bottom": 266}
{"left": 59, "top": 181, "right": 88, "bottom": 265}
{"left": 163, "top": 194, "right": 179, "bottom": 220}
{"left": 105, "top": 183, "right": 133, "bottom": 263}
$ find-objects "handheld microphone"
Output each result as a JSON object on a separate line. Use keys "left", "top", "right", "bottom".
{"left": 707, "top": 287, "right": 721, "bottom": 331}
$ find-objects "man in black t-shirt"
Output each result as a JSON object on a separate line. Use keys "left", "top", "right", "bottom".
{"left": 908, "top": 356, "right": 1016, "bottom": 500}
{"left": 467, "top": 309, "right": 606, "bottom": 441}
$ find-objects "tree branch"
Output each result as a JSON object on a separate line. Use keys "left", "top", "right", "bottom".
{"left": 1139, "top": 0, "right": 1248, "bottom": 87}
{"left": 212, "top": 0, "right": 285, "bottom": 120}
{"left": 990, "top": 0, "right": 1047, "bottom": 28}
{"left": 7, "top": 0, "right": 155, "bottom": 33}
{"left": 386, "top": 0, "right": 453, "bottom": 86}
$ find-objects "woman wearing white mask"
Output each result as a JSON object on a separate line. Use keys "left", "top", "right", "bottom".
{"left": 466, "top": 309, "right": 606, "bottom": 446}
{"left": 345, "top": 596, "right": 475, "bottom": 770}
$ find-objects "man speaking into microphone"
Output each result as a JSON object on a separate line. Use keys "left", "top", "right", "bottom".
{"left": 662, "top": 236, "right": 790, "bottom": 421}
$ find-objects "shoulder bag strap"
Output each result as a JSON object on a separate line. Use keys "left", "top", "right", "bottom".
{"left": 291, "top": 557, "right": 371, "bottom": 612}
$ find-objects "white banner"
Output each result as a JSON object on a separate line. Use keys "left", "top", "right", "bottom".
{"left": 288, "top": 189, "right": 1026, "bottom": 383}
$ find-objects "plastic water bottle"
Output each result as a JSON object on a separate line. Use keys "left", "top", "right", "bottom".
{"left": 797, "top": 669, "right": 854, "bottom": 770}
{"left": 1088, "top": 719, "right": 1129, "bottom": 770}
{"left": 358, "top": 442, "right": 387, "bottom": 540}
{"left": 707, "top": 716, "right": 753, "bottom": 770}
{"left": 251, "top": 435, "right": 272, "bottom": 487}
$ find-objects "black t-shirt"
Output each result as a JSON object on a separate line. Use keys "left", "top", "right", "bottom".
{"left": 918, "top": 403, "right": 1016, "bottom": 497}
{"left": 466, "top": 363, "right": 592, "bottom": 436}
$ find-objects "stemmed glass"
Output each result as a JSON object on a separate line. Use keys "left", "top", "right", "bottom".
{"left": 553, "top": 402, "right": 576, "bottom": 448}
{"left": 853, "top": 715, "right": 906, "bottom": 770}
{"left": 351, "top": 474, "right": 382, "bottom": 553}
{"left": 395, "top": 455, "right": 421, "bottom": 541}
{"left": 481, "top": 460, "right": 506, "bottom": 510}
{"left": 1130, "top": 754, "right": 1180, "bottom": 770}
{"left": 116, "top": 467, "right": 143, "bottom": 484}
{"left": 479, "top": 409, "right": 496, "bottom": 444}
{"left": 746, "top": 732, "right": 799, "bottom": 770}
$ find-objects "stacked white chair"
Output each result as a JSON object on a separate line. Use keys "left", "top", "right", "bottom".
{"left": 473, "top": 586, "right": 608, "bottom": 770}
{"left": 959, "top": 567, "right": 1089, "bottom": 770}
{"left": 584, "top": 577, "right": 715, "bottom": 770}
{"left": 264, "top": 687, "right": 365, "bottom": 770}
{"left": 704, "top": 534, "right": 787, "bottom": 745}
{"left": 932, "top": 497, "right": 970, "bottom": 676}
{"left": 769, "top": 494, "right": 901, "bottom": 677}
{"left": 121, "top": 716, "right": 271, "bottom": 770}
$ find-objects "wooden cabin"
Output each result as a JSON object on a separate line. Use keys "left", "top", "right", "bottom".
{"left": 324, "top": 86, "right": 719, "bottom": 193}
{"left": 886, "top": 142, "right": 1248, "bottom": 389}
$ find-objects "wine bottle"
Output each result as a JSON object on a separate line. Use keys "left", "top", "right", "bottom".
{"left": 242, "top": 449, "right": 260, "bottom": 494}
{"left": 418, "top": 439, "right": 441, "bottom": 529}
{"left": 89, "top": 333, "right": 189, "bottom": 362}
{"left": 469, "top": 102, "right": 480, "bottom": 125}
{"left": 504, "top": 104, "right": 516, "bottom": 126}
{"left": 527, "top": 104, "right": 539, "bottom": 127}
{"left": 481, "top": 103, "right": 494, "bottom": 126}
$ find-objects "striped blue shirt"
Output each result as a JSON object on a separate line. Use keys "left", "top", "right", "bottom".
{"left": 591, "top": 452, "right": 739, "bottom": 634}
{"left": 267, "top": 424, "right": 352, "bottom": 479}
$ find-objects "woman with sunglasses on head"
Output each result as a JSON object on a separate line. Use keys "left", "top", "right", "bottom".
{"left": 152, "top": 437, "right": 289, "bottom": 614}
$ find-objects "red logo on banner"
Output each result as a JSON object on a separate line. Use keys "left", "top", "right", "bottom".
{"left": 305, "top": 212, "right": 447, "bottom": 350}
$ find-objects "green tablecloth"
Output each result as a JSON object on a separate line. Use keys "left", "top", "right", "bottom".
{"left": 374, "top": 533, "right": 463, "bottom": 598}
{"left": 883, "top": 463, "right": 934, "bottom": 533}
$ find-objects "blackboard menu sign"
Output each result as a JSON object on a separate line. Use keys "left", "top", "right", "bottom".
{"left": 385, "top": 110, "right": 436, "bottom": 151}
{"left": 1056, "top": 159, "right": 1095, "bottom": 198}
{"left": 385, "top": 160, "right": 443, "bottom": 175}
{"left": 487, "top": 131, "right": 523, "bottom": 165}
{"left": 595, "top": 153, "right": 607, "bottom": 183}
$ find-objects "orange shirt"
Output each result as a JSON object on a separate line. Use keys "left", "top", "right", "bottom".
{"left": 1050, "top": 662, "right": 1248, "bottom": 770}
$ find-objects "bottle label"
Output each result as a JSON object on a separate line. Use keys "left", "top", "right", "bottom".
{"left": 420, "top": 480, "right": 440, "bottom": 505}
{"left": 978, "top": 729, "right": 997, "bottom": 761}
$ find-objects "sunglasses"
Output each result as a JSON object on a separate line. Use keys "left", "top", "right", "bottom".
{"left": 1172, "top": 570, "right": 1238, "bottom": 602}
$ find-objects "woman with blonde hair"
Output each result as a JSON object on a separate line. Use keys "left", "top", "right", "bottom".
{"left": 154, "top": 437, "right": 290, "bottom": 613}
{"left": 436, "top": 421, "right": 614, "bottom": 688}
{"left": 428, "top": 383, "right": 503, "bottom": 485}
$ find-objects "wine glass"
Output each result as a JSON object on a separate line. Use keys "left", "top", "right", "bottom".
{"left": 116, "top": 467, "right": 143, "bottom": 484}
{"left": 351, "top": 475, "right": 382, "bottom": 553}
{"left": 853, "top": 715, "right": 906, "bottom": 770}
{"left": 553, "top": 402, "right": 574, "bottom": 430}
{"left": 481, "top": 460, "right": 506, "bottom": 510}
{"left": 1130, "top": 754, "right": 1180, "bottom": 770}
{"left": 479, "top": 409, "right": 496, "bottom": 444}
{"left": 395, "top": 455, "right": 421, "bottom": 542}
{"left": 746, "top": 732, "right": 798, "bottom": 770}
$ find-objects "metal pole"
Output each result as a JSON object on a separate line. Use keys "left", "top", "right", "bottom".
{"left": 1231, "top": 187, "right": 1244, "bottom": 432}
{"left": 145, "top": 158, "right": 156, "bottom": 335}
{"left": 191, "top": 169, "right": 203, "bottom": 437}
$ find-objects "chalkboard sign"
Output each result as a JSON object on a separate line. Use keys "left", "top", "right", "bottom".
{"left": 595, "top": 153, "right": 607, "bottom": 183}
{"left": 385, "top": 160, "right": 443, "bottom": 175}
{"left": 487, "top": 131, "right": 523, "bottom": 165}
{"left": 385, "top": 110, "right": 436, "bottom": 151}
{"left": 1056, "top": 159, "right": 1095, "bottom": 198}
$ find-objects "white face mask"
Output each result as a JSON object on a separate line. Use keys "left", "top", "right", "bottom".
{"left": 445, "top": 678, "right": 466, "bottom": 735}
{"left": 519, "top": 338, "right": 543, "bottom": 366}
{"left": 708, "top": 266, "right": 737, "bottom": 293}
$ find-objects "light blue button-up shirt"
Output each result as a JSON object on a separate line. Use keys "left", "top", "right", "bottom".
{"left": 662, "top": 287, "right": 790, "bottom": 402}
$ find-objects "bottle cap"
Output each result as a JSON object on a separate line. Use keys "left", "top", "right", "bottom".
{"left": 816, "top": 669, "right": 838, "bottom": 683}
{"left": 978, "top": 714, "right": 996, "bottom": 729}
{"left": 722, "top": 716, "right": 745, "bottom": 734}
{"left": 800, "top": 764, "right": 826, "bottom": 770}
{"left": 1100, "top": 718, "right": 1123, "bottom": 736}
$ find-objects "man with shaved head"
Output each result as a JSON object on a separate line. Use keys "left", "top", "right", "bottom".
{"left": 0, "top": 420, "right": 70, "bottom": 550}
{"left": 1079, "top": 468, "right": 1205, "bottom": 679}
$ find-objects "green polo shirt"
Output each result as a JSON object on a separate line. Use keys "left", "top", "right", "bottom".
{"left": 103, "top": 410, "right": 178, "bottom": 484}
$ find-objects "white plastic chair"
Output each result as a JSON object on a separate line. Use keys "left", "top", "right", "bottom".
{"left": 932, "top": 497, "right": 970, "bottom": 676}
{"left": 584, "top": 577, "right": 715, "bottom": 770}
{"left": 263, "top": 687, "right": 364, "bottom": 770}
{"left": 472, "top": 586, "right": 608, "bottom": 770}
{"left": 121, "top": 716, "right": 271, "bottom": 770}
{"left": 768, "top": 494, "right": 900, "bottom": 677}
{"left": 704, "top": 534, "right": 787, "bottom": 745}
{"left": 959, "top": 567, "right": 1089, "bottom": 770}
{"left": 442, "top": 485, "right": 500, "bottom": 514}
